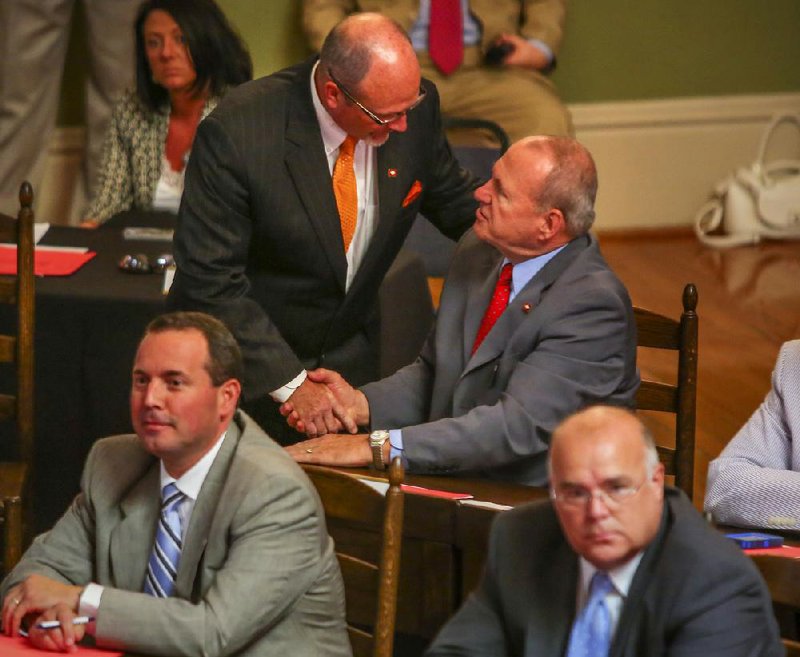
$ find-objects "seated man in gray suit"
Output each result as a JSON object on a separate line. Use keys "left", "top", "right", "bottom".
{"left": 425, "top": 406, "right": 782, "bottom": 657}
{"left": 1, "top": 312, "right": 350, "bottom": 657}
{"left": 285, "top": 135, "right": 639, "bottom": 485}
{"left": 705, "top": 339, "right": 800, "bottom": 530}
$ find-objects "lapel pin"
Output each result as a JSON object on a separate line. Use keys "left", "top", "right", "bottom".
{"left": 387, "top": 168, "right": 398, "bottom": 178}
{"left": 522, "top": 303, "right": 533, "bottom": 314}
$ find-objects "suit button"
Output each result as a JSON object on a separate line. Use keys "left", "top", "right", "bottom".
{"left": 319, "top": 353, "right": 326, "bottom": 364}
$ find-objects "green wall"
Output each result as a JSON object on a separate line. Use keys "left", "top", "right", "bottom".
{"left": 58, "top": 0, "right": 800, "bottom": 125}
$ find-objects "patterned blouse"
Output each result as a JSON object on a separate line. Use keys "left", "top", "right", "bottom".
{"left": 85, "top": 88, "right": 219, "bottom": 223}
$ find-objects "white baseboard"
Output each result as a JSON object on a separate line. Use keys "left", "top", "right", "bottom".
{"left": 571, "top": 92, "right": 800, "bottom": 231}
{"left": 42, "top": 92, "right": 800, "bottom": 230}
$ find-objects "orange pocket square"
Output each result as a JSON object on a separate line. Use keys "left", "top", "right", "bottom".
{"left": 402, "top": 180, "right": 423, "bottom": 208}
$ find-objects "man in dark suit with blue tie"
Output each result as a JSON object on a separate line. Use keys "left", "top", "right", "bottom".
{"left": 425, "top": 406, "right": 782, "bottom": 657}
{"left": 167, "top": 12, "right": 478, "bottom": 445}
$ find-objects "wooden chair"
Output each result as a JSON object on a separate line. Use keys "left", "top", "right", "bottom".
{"left": 634, "top": 283, "right": 698, "bottom": 499}
{"left": 0, "top": 181, "right": 35, "bottom": 575}
{"left": 302, "top": 459, "right": 404, "bottom": 657}
{"left": 751, "top": 554, "right": 800, "bottom": 656}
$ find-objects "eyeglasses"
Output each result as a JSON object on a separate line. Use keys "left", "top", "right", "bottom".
{"left": 119, "top": 253, "right": 175, "bottom": 274}
{"left": 328, "top": 68, "right": 426, "bottom": 126}
{"left": 550, "top": 478, "right": 648, "bottom": 509}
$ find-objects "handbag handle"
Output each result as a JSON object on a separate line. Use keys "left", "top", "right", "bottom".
{"left": 755, "top": 113, "right": 800, "bottom": 179}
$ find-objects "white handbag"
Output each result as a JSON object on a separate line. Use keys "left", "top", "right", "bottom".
{"left": 694, "top": 113, "right": 800, "bottom": 248}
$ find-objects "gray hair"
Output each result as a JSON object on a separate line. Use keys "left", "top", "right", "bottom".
{"left": 525, "top": 137, "right": 598, "bottom": 236}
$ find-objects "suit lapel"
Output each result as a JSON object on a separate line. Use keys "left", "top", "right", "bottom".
{"left": 462, "top": 247, "right": 504, "bottom": 363}
{"left": 174, "top": 418, "right": 243, "bottom": 599}
{"left": 108, "top": 462, "right": 160, "bottom": 592}
{"left": 284, "top": 63, "right": 348, "bottom": 291}
{"left": 346, "top": 134, "right": 416, "bottom": 295}
{"left": 526, "top": 547, "right": 578, "bottom": 657}
{"left": 464, "top": 235, "right": 592, "bottom": 374}
{"left": 610, "top": 501, "right": 670, "bottom": 657}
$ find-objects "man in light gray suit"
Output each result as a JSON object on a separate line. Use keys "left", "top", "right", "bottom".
{"left": 1, "top": 312, "right": 350, "bottom": 657}
{"left": 285, "top": 136, "right": 639, "bottom": 485}
{"left": 705, "top": 339, "right": 800, "bottom": 530}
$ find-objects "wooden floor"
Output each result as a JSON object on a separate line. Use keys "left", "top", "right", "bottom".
{"left": 428, "top": 230, "right": 800, "bottom": 506}
{"left": 599, "top": 229, "right": 800, "bottom": 506}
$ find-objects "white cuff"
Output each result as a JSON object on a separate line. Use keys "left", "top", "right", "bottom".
{"left": 269, "top": 370, "right": 308, "bottom": 403}
{"left": 78, "top": 583, "right": 103, "bottom": 635}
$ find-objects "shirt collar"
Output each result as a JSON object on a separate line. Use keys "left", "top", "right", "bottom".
{"left": 578, "top": 552, "right": 645, "bottom": 600}
{"left": 159, "top": 430, "right": 228, "bottom": 502}
{"left": 505, "top": 243, "right": 567, "bottom": 298}
{"left": 310, "top": 60, "right": 349, "bottom": 157}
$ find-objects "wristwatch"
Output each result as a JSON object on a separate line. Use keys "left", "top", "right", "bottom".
{"left": 369, "top": 430, "right": 390, "bottom": 471}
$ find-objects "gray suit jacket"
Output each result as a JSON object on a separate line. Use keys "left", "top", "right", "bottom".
{"left": 426, "top": 488, "right": 782, "bottom": 657}
{"left": 167, "top": 57, "right": 477, "bottom": 399}
{"left": 705, "top": 339, "right": 800, "bottom": 529}
{"left": 362, "top": 231, "right": 639, "bottom": 484}
{"left": 1, "top": 412, "right": 351, "bottom": 657}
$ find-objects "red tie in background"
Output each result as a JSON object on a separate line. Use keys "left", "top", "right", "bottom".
{"left": 428, "top": 0, "right": 463, "bottom": 75}
{"left": 472, "top": 263, "right": 513, "bottom": 354}
{"left": 333, "top": 135, "right": 358, "bottom": 252}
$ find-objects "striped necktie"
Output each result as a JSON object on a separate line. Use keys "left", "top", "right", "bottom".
{"left": 566, "top": 571, "right": 614, "bottom": 657}
{"left": 143, "top": 483, "right": 186, "bottom": 598}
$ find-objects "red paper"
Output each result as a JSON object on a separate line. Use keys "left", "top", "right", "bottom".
{"left": 745, "top": 545, "right": 800, "bottom": 558}
{"left": 0, "top": 245, "right": 96, "bottom": 276}
{"left": 0, "top": 634, "right": 122, "bottom": 656}
{"left": 400, "top": 484, "right": 473, "bottom": 500}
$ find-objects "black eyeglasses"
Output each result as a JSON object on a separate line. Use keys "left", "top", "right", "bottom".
{"left": 328, "top": 68, "right": 426, "bottom": 126}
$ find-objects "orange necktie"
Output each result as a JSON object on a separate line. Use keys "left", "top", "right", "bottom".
{"left": 333, "top": 135, "right": 358, "bottom": 252}
{"left": 428, "top": 0, "right": 463, "bottom": 75}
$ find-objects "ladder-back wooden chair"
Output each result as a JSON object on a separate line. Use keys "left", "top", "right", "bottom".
{"left": 0, "top": 181, "right": 35, "bottom": 575}
{"left": 302, "top": 459, "right": 404, "bottom": 657}
{"left": 751, "top": 554, "right": 800, "bottom": 656}
{"left": 634, "top": 283, "right": 698, "bottom": 499}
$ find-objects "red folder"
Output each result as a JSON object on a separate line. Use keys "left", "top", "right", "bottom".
{"left": 0, "top": 245, "right": 96, "bottom": 276}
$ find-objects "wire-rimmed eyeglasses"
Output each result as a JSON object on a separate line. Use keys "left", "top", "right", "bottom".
{"left": 328, "top": 67, "right": 426, "bottom": 126}
{"left": 549, "top": 478, "right": 648, "bottom": 509}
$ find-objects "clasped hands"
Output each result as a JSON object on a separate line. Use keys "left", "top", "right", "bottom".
{"left": 281, "top": 369, "right": 375, "bottom": 467}
{"left": 2, "top": 574, "right": 85, "bottom": 652}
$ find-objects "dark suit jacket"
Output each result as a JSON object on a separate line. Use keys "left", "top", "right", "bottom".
{"left": 168, "top": 57, "right": 477, "bottom": 400}
{"left": 362, "top": 231, "right": 639, "bottom": 484}
{"left": 0, "top": 412, "right": 351, "bottom": 657}
{"left": 426, "top": 488, "right": 782, "bottom": 657}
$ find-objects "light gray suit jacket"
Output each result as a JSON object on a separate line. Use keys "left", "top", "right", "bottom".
{"left": 1, "top": 411, "right": 351, "bottom": 657}
{"left": 705, "top": 339, "right": 800, "bottom": 530}
{"left": 362, "top": 231, "right": 639, "bottom": 485}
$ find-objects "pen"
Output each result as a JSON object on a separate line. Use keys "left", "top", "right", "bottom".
{"left": 35, "top": 616, "right": 94, "bottom": 631}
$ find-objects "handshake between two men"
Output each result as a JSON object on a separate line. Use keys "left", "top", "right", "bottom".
{"left": 282, "top": 368, "right": 386, "bottom": 468}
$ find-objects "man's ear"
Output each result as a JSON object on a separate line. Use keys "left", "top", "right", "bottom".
{"left": 321, "top": 80, "right": 341, "bottom": 111}
{"left": 218, "top": 379, "right": 242, "bottom": 416}
{"left": 537, "top": 208, "right": 566, "bottom": 241}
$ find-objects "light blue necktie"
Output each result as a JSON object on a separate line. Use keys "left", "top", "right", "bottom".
{"left": 143, "top": 483, "right": 186, "bottom": 597}
{"left": 566, "top": 571, "right": 614, "bottom": 657}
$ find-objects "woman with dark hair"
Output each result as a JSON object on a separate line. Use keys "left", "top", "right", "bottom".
{"left": 82, "top": 0, "right": 251, "bottom": 226}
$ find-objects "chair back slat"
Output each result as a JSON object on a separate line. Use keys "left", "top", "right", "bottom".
{"left": 633, "top": 283, "right": 698, "bottom": 499}
{"left": 0, "top": 182, "right": 36, "bottom": 576}
{"left": 303, "top": 460, "right": 404, "bottom": 657}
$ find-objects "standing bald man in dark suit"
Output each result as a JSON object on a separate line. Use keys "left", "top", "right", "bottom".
{"left": 168, "top": 13, "right": 478, "bottom": 444}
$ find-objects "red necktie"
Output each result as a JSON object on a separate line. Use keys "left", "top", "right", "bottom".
{"left": 428, "top": 0, "right": 463, "bottom": 75}
{"left": 472, "top": 263, "right": 513, "bottom": 354}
